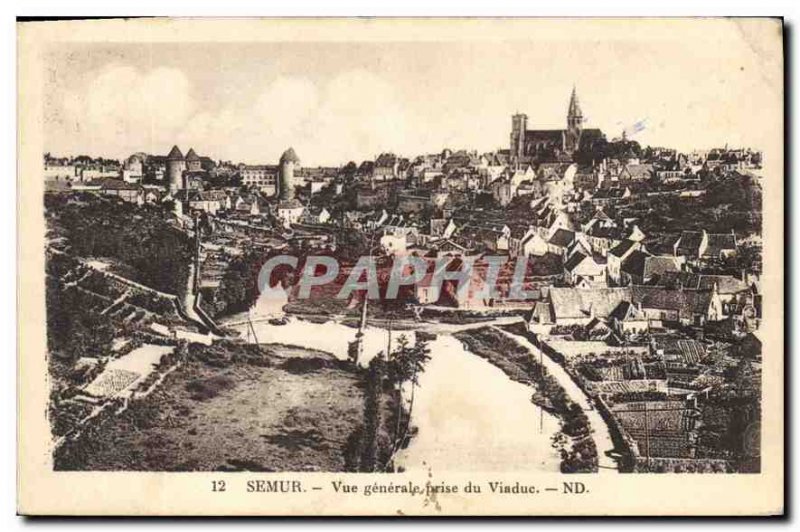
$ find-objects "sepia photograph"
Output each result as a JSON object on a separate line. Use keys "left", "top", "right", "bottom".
{"left": 16, "top": 16, "right": 784, "bottom": 516}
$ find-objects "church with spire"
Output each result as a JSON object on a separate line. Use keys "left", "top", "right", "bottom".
{"left": 509, "top": 86, "right": 605, "bottom": 164}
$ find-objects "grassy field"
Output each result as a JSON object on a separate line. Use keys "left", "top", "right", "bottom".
{"left": 55, "top": 343, "right": 365, "bottom": 472}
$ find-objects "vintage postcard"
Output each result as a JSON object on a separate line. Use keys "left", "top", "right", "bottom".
{"left": 17, "top": 17, "right": 784, "bottom": 516}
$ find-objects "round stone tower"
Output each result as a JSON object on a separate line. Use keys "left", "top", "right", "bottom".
{"left": 278, "top": 147, "right": 300, "bottom": 201}
{"left": 166, "top": 145, "right": 185, "bottom": 192}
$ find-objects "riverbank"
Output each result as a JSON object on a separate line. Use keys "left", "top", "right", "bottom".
{"left": 54, "top": 341, "right": 366, "bottom": 472}
{"left": 453, "top": 327, "right": 600, "bottom": 473}
{"left": 495, "top": 325, "right": 620, "bottom": 473}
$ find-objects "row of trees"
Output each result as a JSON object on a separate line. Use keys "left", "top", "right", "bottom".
{"left": 206, "top": 251, "right": 266, "bottom": 317}
{"left": 345, "top": 335, "right": 431, "bottom": 472}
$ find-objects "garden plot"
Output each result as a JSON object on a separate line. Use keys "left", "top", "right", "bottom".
{"left": 83, "top": 344, "right": 173, "bottom": 398}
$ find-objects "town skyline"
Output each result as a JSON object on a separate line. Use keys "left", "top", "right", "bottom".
{"left": 43, "top": 33, "right": 778, "bottom": 166}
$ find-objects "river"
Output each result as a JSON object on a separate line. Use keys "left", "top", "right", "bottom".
{"left": 228, "top": 295, "right": 616, "bottom": 474}
{"left": 231, "top": 305, "right": 562, "bottom": 473}
{"left": 394, "top": 334, "right": 561, "bottom": 473}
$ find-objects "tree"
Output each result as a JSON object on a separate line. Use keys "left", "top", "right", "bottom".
{"left": 46, "top": 282, "right": 114, "bottom": 364}
{"left": 387, "top": 335, "right": 431, "bottom": 443}
{"left": 342, "top": 161, "right": 357, "bottom": 180}
{"left": 360, "top": 356, "right": 386, "bottom": 471}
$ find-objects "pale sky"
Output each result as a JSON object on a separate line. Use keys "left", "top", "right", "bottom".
{"left": 41, "top": 19, "right": 782, "bottom": 166}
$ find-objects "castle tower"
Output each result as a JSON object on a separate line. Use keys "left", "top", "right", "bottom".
{"left": 510, "top": 113, "right": 528, "bottom": 159}
{"left": 166, "top": 145, "right": 185, "bottom": 193}
{"left": 185, "top": 148, "right": 202, "bottom": 173}
{"left": 565, "top": 86, "right": 584, "bottom": 154}
{"left": 278, "top": 147, "right": 300, "bottom": 201}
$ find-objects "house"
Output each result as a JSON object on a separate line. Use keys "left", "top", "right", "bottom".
{"left": 275, "top": 199, "right": 306, "bottom": 226}
{"left": 189, "top": 190, "right": 232, "bottom": 214}
{"left": 383, "top": 216, "right": 420, "bottom": 244}
{"left": 545, "top": 287, "right": 634, "bottom": 326}
{"left": 620, "top": 251, "right": 681, "bottom": 285}
{"left": 307, "top": 179, "right": 327, "bottom": 195}
{"left": 490, "top": 177, "right": 515, "bottom": 206}
{"left": 607, "top": 239, "right": 641, "bottom": 284}
{"left": 516, "top": 179, "right": 543, "bottom": 197}
{"left": 630, "top": 286, "right": 723, "bottom": 327}
{"left": 380, "top": 233, "right": 407, "bottom": 256}
{"left": 44, "top": 156, "right": 79, "bottom": 181}
{"left": 609, "top": 301, "right": 650, "bottom": 335}
{"left": 584, "top": 224, "right": 626, "bottom": 256}
{"left": 460, "top": 225, "right": 509, "bottom": 252}
{"left": 625, "top": 223, "right": 647, "bottom": 242}
{"left": 429, "top": 238, "right": 472, "bottom": 258}
{"left": 122, "top": 154, "right": 145, "bottom": 183}
{"left": 573, "top": 166, "right": 597, "bottom": 190}
{"left": 240, "top": 165, "right": 279, "bottom": 194}
{"left": 92, "top": 178, "right": 142, "bottom": 203}
{"left": 674, "top": 230, "right": 737, "bottom": 260}
{"left": 303, "top": 206, "right": 331, "bottom": 225}
{"left": 673, "top": 230, "right": 705, "bottom": 258}
{"left": 356, "top": 186, "right": 388, "bottom": 209}
{"left": 565, "top": 237, "right": 592, "bottom": 260}
{"left": 618, "top": 163, "right": 654, "bottom": 182}
{"left": 584, "top": 317, "right": 616, "bottom": 342}
{"left": 563, "top": 252, "right": 607, "bottom": 287}
{"left": 373, "top": 153, "right": 401, "bottom": 180}
{"left": 542, "top": 285, "right": 723, "bottom": 329}
{"left": 234, "top": 193, "right": 265, "bottom": 216}
{"left": 366, "top": 209, "right": 390, "bottom": 230}
{"left": 429, "top": 218, "right": 457, "bottom": 240}
{"left": 520, "top": 231, "right": 549, "bottom": 257}
{"left": 653, "top": 272, "right": 750, "bottom": 315}
{"left": 188, "top": 190, "right": 230, "bottom": 214}
{"left": 79, "top": 164, "right": 122, "bottom": 181}
{"left": 547, "top": 228, "right": 576, "bottom": 256}
{"left": 582, "top": 208, "right": 615, "bottom": 233}
{"left": 703, "top": 232, "right": 738, "bottom": 260}
{"left": 591, "top": 186, "right": 631, "bottom": 207}
{"left": 398, "top": 189, "right": 448, "bottom": 213}
{"left": 142, "top": 186, "right": 163, "bottom": 204}
{"left": 507, "top": 225, "right": 530, "bottom": 257}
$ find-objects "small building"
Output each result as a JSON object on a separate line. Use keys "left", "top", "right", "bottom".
{"left": 564, "top": 252, "right": 607, "bottom": 287}
{"left": 547, "top": 228, "right": 576, "bottom": 257}
{"left": 674, "top": 230, "right": 737, "bottom": 261}
{"left": 275, "top": 199, "right": 305, "bottom": 227}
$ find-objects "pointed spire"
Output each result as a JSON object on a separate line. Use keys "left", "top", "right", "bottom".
{"left": 167, "top": 145, "right": 184, "bottom": 160}
{"left": 568, "top": 85, "right": 583, "bottom": 118}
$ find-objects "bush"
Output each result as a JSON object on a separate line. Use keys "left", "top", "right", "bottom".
{"left": 185, "top": 375, "right": 235, "bottom": 401}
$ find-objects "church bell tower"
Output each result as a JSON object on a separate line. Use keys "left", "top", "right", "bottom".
{"left": 510, "top": 113, "right": 528, "bottom": 159}
{"left": 565, "top": 86, "right": 583, "bottom": 154}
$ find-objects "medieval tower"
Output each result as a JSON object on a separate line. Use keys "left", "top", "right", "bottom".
{"left": 166, "top": 145, "right": 185, "bottom": 193}
{"left": 278, "top": 147, "right": 300, "bottom": 201}
{"left": 510, "top": 113, "right": 528, "bottom": 159}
